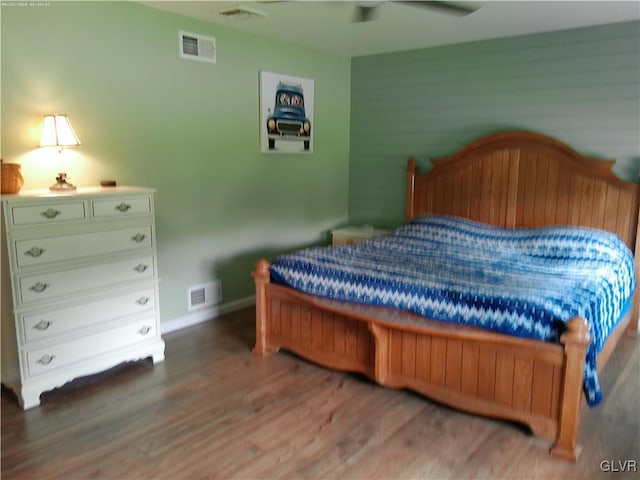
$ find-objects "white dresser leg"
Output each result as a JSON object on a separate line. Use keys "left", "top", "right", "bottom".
{"left": 20, "top": 385, "right": 42, "bottom": 410}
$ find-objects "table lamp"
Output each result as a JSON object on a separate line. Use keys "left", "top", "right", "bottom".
{"left": 39, "top": 114, "right": 81, "bottom": 192}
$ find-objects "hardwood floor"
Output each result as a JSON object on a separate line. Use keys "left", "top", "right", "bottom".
{"left": 2, "top": 307, "right": 638, "bottom": 479}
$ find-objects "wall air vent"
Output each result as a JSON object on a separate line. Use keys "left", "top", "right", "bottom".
{"left": 187, "top": 281, "right": 222, "bottom": 312}
{"left": 179, "top": 30, "right": 216, "bottom": 64}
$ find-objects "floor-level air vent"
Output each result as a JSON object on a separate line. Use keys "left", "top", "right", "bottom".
{"left": 187, "top": 281, "right": 221, "bottom": 311}
{"left": 179, "top": 30, "right": 216, "bottom": 64}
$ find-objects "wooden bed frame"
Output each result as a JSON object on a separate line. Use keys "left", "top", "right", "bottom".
{"left": 253, "top": 131, "right": 640, "bottom": 462}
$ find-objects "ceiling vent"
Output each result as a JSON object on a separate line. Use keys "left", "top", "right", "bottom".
{"left": 179, "top": 30, "right": 216, "bottom": 64}
{"left": 219, "top": 5, "right": 268, "bottom": 18}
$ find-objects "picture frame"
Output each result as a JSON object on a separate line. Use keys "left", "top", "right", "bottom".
{"left": 259, "top": 71, "right": 314, "bottom": 154}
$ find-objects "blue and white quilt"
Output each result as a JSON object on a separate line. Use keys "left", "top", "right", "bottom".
{"left": 270, "top": 215, "right": 636, "bottom": 406}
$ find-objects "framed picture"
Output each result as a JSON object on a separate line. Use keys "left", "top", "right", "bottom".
{"left": 259, "top": 71, "right": 314, "bottom": 154}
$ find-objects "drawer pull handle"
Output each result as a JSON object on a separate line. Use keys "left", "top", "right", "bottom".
{"left": 29, "top": 282, "right": 50, "bottom": 293}
{"left": 115, "top": 203, "right": 132, "bottom": 212}
{"left": 36, "top": 354, "right": 55, "bottom": 365}
{"left": 136, "top": 296, "right": 150, "bottom": 305}
{"left": 33, "top": 320, "right": 53, "bottom": 330}
{"left": 41, "top": 209, "right": 61, "bottom": 219}
{"left": 137, "top": 325, "right": 152, "bottom": 335}
{"left": 134, "top": 264, "right": 148, "bottom": 273}
{"left": 25, "top": 247, "right": 46, "bottom": 257}
{"left": 131, "top": 233, "right": 146, "bottom": 243}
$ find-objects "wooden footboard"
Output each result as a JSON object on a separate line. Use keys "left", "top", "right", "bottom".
{"left": 253, "top": 259, "right": 592, "bottom": 462}
{"left": 254, "top": 260, "right": 376, "bottom": 377}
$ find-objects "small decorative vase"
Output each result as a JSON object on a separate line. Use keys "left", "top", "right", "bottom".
{"left": 1, "top": 160, "right": 25, "bottom": 194}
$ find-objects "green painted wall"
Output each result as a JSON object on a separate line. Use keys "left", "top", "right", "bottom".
{"left": 349, "top": 21, "right": 640, "bottom": 228}
{"left": 4, "top": 3, "right": 638, "bottom": 325}
{"left": 1, "top": 1, "right": 351, "bottom": 323}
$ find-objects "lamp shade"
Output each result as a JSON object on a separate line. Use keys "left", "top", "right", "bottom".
{"left": 39, "top": 114, "right": 81, "bottom": 148}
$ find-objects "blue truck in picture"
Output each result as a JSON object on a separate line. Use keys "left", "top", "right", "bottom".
{"left": 266, "top": 82, "right": 311, "bottom": 151}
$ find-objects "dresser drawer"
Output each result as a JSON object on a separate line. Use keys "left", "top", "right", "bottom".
{"left": 22, "top": 287, "right": 157, "bottom": 343}
{"left": 26, "top": 317, "right": 158, "bottom": 377}
{"left": 15, "top": 226, "right": 153, "bottom": 268}
{"left": 18, "top": 256, "right": 155, "bottom": 305}
{"left": 9, "top": 201, "right": 86, "bottom": 227}
{"left": 92, "top": 197, "right": 151, "bottom": 218}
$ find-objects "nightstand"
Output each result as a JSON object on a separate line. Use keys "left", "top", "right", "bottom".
{"left": 331, "top": 225, "right": 388, "bottom": 246}
{"left": 1, "top": 187, "right": 165, "bottom": 409}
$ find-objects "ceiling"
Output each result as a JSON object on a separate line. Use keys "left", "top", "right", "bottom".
{"left": 141, "top": 1, "right": 640, "bottom": 57}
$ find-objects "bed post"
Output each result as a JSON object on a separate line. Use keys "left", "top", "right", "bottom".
{"left": 406, "top": 158, "right": 417, "bottom": 221}
{"left": 368, "top": 323, "right": 390, "bottom": 385}
{"left": 252, "top": 259, "right": 271, "bottom": 357}
{"left": 550, "top": 317, "right": 590, "bottom": 462}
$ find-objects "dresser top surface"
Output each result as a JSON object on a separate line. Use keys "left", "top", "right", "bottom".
{"left": 1, "top": 186, "right": 155, "bottom": 202}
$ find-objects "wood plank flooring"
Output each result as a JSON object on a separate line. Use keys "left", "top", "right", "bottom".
{"left": 2, "top": 307, "right": 639, "bottom": 479}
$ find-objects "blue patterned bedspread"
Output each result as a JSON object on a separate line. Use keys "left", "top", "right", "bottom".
{"left": 270, "top": 215, "right": 636, "bottom": 406}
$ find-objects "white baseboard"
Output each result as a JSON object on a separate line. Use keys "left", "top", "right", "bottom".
{"left": 160, "top": 295, "right": 255, "bottom": 335}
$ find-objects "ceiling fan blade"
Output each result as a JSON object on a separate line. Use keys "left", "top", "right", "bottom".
{"left": 397, "top": 1, "right": 479, "bottom": 16}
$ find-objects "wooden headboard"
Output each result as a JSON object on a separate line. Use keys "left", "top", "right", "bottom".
{"left": 406, "top": 131, "right": 640, "bottom": 331}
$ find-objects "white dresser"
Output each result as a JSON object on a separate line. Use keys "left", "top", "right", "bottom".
{"left": 1, "top": 187, "right": 165, "bottom": 409}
